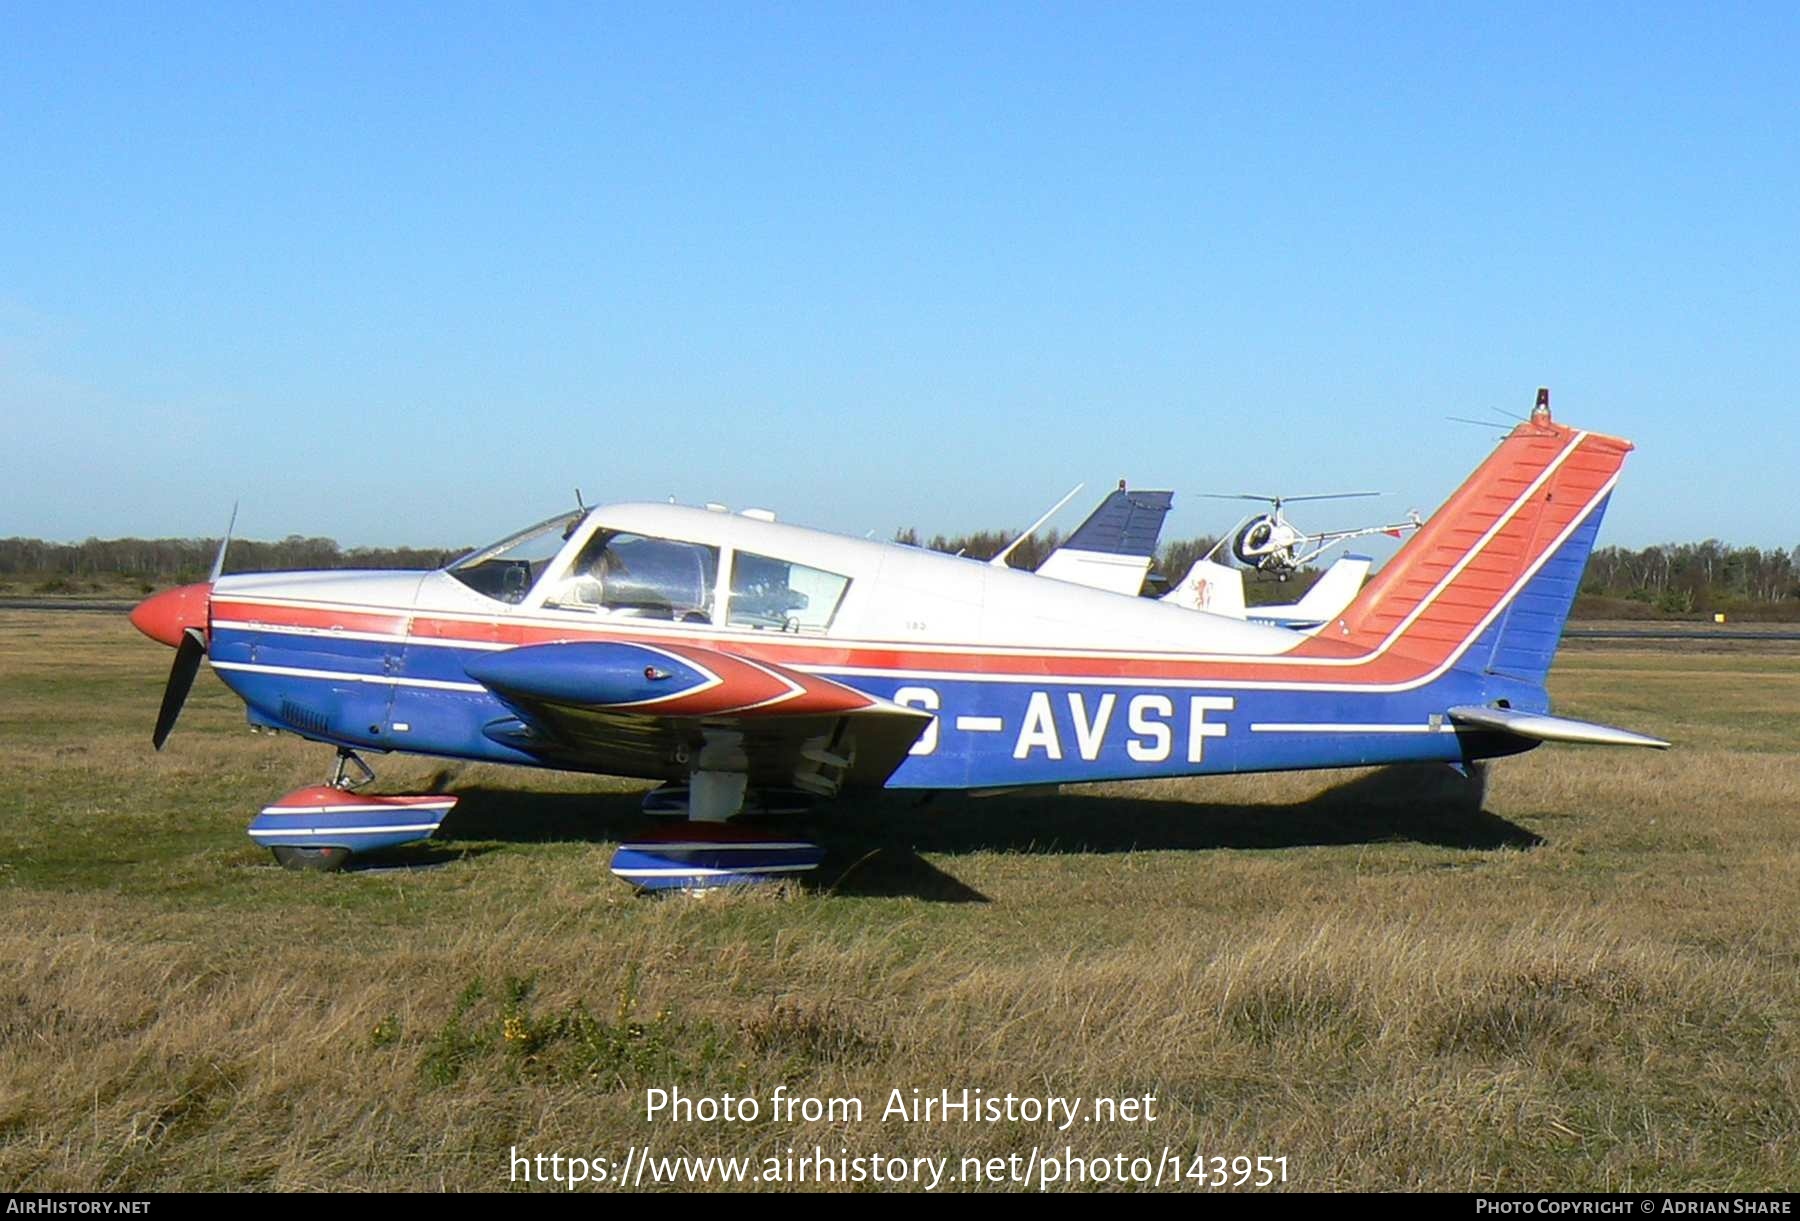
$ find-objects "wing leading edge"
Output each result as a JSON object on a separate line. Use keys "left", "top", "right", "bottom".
{"left": 465, "top": 640, "right": 933, "bottom": 794}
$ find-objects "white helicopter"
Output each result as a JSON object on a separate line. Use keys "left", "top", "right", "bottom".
{"left": 1203, "top": 491, "right": 1423, "bottom": 577}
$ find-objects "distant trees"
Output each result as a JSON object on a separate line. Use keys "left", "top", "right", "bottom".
{"left": 894, "top": 526, "right": 1228, "bottom": 577}
{"left": 894, "top": 525, "right": 1324, "bottom": 603}
{"left": 1154, "top": 536, "right": 1222, "bottom": 590}
{"left": 893, "top": 526, "right": 1066, "bottom": 572}
{"left": 0, "top": 535, "right": 465, "bottom": 590}
{"left": 7, "top": 529, "right": 1800, "bottom": 620}
{"left": 895, "top": 528, "right": 1800, "bottom": 619}
{"left": 1579, "top": 541, "right": 1800, "bottom": 618}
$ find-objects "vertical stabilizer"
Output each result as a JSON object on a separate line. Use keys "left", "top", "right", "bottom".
{"left": 1036, "top": 485, "right": 1175, "bottom": 597}
{"left": 1314, "top": 392, "right": 1631, "bottom": 681}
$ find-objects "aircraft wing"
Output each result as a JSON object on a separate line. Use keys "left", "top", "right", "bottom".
{"left": 1447, "top": 705, "right": 1669, "bottom": 749}
{"left": 463, "top": 640, "right": 933, "bottom": 794}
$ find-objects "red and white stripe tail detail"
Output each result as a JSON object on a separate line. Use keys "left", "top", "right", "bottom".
{"left": 1305, "top": 419, "right": 1632, "bottom": 662}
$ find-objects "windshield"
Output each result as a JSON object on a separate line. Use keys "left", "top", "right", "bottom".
{"left": 447, "top": 510, "right": 585, "bottom": 604}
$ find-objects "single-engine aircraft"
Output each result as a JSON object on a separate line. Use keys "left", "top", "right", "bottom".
{"left": 131, "top": 390, "right": 1667, "bottom": 888}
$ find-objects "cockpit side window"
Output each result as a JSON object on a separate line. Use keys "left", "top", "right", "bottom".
{"left": 447, "top": 511, "right": 584, "bottom": 605}
{"left": 543, "top": 532, "right": 719, "bottom": 622}
{"left": 726, "top": 551, "right": 850, "bottom": 633}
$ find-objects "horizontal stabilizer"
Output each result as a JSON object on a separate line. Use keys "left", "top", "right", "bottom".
{"left": 1036, "top": 549, "right": 1155, "bottom": 597}
{"left": 1278, "top": 555, "right": 1371, "bottom": 623}
{"left": 1448, "top": 705, "right": 1669, "bottom": 749}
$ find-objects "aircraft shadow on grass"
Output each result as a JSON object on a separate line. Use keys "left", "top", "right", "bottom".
{"left": 412, "top": 764, "right": 1542, "bottom": 903}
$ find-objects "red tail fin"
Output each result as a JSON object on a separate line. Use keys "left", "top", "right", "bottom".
{"left": 1313, "top": 409, "right": 1632, "bottom": 665}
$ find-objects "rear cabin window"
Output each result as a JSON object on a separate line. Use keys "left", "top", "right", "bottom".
{"left": 542, "top": 532, "right": 719, "bottom": 622}
{"left": 727, "top": 551, "right": 850, "bottom": 633}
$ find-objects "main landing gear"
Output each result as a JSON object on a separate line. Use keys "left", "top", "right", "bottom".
{"left": 608, "top": 769, "right": 827, "bottom": 893}
{"left": 250, "top": 748, "right": 457, "bottom": 872}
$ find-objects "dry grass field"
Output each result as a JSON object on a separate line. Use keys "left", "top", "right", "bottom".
{"left": 1, "top": 610, "right": 1797, "bottom": 1191}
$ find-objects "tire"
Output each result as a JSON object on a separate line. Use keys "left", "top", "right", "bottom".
{"left": 271, "top": 845, "right": 353, "bottom": 872}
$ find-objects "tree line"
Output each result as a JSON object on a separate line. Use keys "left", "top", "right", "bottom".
{"left": 4, "top": 530, "right": 1798, "bottom": 618}
{"left": 1578, "top": 540, "right": 1800, "bottom": 616}
{"left": 899, "top": 530, "right": 1800, "bottom": 617}
{"left": 896, "top": 527, "right": 1309, "bottom": 605}
{"left": 0, "top": 535, "right": 465, "bottom": 592}
{"left": 894, "top": 527, "right": 1222, "bottom": 584}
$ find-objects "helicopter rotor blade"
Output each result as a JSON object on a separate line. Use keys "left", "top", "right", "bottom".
{"left": 1197, "top": 491, "right": 1383, "bottom": 504}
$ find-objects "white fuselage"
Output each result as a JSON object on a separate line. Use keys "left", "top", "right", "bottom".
{"left": 389, "top": 502, "right": 1308, "bottom": 658}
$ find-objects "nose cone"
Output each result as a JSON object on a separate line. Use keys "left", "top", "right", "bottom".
{"left": 130, "top": 582, "right": 213, "bottom": 648}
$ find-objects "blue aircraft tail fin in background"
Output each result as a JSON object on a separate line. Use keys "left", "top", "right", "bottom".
{"left": 1035, "top": 484, "right": 1175, "bottom": 597}
{"left": 1061, "top": 485, "right": 1174, "bottom": 557}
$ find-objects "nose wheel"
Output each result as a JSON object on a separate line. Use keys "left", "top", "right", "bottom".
{"left": 270, "top": 845, "right": 354, "bottom": 872}
{"left": 253, "top": 749, "right": 455, "bottom": 871}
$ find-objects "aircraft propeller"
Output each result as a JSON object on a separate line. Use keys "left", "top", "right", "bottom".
{"left": 152, "top": 630, "right": 207, "bottom": 749}
{"left": 135, "top": 505, "right": 235, "bottom": 749}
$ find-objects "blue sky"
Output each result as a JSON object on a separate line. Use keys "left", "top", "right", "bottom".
{"left": 3, "top": 4, "right": 1795, "bottom": 551}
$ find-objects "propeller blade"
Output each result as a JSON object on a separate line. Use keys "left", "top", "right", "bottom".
{"left": 152, "top": 628, "right": 205, "bottom": 750}
{"left": 209, "top": 503, "right": 238, "bottom": 583}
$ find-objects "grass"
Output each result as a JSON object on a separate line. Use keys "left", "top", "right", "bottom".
{"left": 0, "top": 611, "right": 1797, "bottom": 1191}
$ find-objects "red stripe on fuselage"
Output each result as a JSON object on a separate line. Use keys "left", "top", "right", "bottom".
{"left": 212, "top": 601, "right": 411, "bottom": 638}
{"left": 620, "top": 643, "right": 880, "bottom": 716}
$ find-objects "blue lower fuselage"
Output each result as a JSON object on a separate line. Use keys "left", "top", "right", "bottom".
{"left": 208, "top": 618, "right": 1543, "bottom": 792}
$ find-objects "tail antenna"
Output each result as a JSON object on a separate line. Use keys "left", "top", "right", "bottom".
{"left": 989, "top": 483, "right": 1084, "bottom": 568}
